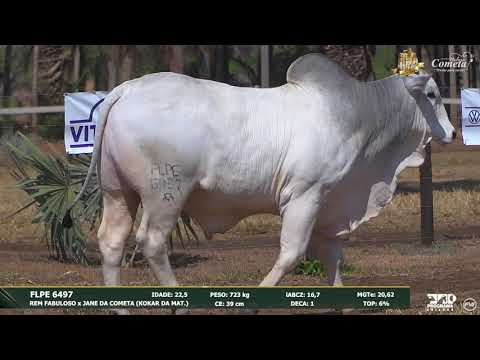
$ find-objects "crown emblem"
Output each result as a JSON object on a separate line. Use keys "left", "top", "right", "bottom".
{"left": 392, "top": 48, "right": 424, "bottom": 76}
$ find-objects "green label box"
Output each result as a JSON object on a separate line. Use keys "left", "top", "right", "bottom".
{"left": 0, "top": 287, "right": 410, "bottom": 310}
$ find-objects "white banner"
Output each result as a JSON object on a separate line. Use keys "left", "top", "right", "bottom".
{"left": 461, "top": 88, "right": 480, "bottom": 145}
{"left": 64, "top": 92, "right": 109, "bottom": 154}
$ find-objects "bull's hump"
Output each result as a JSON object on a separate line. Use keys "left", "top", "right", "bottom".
{"left": 286, "top": 53, "right": 353, "bottom": 88}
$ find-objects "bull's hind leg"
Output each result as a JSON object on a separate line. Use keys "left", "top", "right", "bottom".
{"left": 98, "top": 189, "right": 140, "bottom": 286}
{"left": 137, "top": 198, "right": 186, "bottom": 286}
{"left": 97, "top": 188, "right": 139, "bottom": 315}
{"left": 137, "top": 211, "right": 179, "bottom": 287}
{"left": 137, "top": 186, "right": 195, "bottom": 315}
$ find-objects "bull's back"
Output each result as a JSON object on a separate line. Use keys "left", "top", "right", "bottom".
{"left": 105, "top": 73, "right": 291, "bottom": 205}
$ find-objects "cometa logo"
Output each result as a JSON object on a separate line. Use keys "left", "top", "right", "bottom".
{"left": 432, "top": 52, "right": 474, "bottom": 72}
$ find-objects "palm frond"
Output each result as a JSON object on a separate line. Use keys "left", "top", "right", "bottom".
{"left": 5, "top": 132, "right": 90, "bottom": 265}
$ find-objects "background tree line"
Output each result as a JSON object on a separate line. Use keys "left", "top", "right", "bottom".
{"left": 1, "top": 44, "right": 478, "bottom": 140}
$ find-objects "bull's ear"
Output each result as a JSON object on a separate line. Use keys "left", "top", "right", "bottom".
{"left": 403, "top": 74, "right": 432, "bottom": 95}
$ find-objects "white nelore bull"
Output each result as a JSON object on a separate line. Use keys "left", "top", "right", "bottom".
{"left": 67, "top": 53, "right": 455, "bottom": 294}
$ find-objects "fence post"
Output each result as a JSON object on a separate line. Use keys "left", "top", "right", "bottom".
{"left": 417, "top": 45, "right": 434, "bottom": 245}
{"left": 449, "top": 45, "right": 458, "bottom": 127}
{"left": 460, "top": 45, "right": 469, "bottom": 90}
{"left": 419, "top": 143, "right": 434, "bottom": 245}
{"left": 475, "top": 45, "right": 480, "bottom": 89}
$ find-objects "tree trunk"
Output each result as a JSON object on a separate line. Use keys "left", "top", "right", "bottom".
{"left": 31, "top": 45, "right": 39, "bottom": 140}
{"left": 84, "top": 78, "right": 95, "bottom": 92}
{"left": 474, "top": 45, "right": 480, "bottom": 89}
{"left": 37, "top": 45, "right": 68, "bottom": 104}
{"left": 107, "top": 45, "right": 120, "bottom": 90}
{"left": 260, "top": 45, "right": 271, "bottom": 88}
{"left": 72, "top": 45, "right": 81, "bottom": 91}
{"left": 460, "top": 45, "right": 469, "bottom": 89}
{"left": 119, "top": 45, "right": 136, "bottom": 83}
{"left": 448, "top": 45, "right": 458, "bottom": 127}
{"left": 214, "top": 45, "right": 229, "bottom": 83}
{"left": 168, "top": 45, "right": 185, "bottom": 74}
{"left": 198, "top": 45, "right": 215, "bottom": 79}
{"left": 2, "top": 45, "right": 12, "bottom": 107}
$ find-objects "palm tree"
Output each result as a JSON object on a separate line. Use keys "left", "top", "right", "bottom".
{"left": 37, "top": 45, "right": 72, "bottom": 104}
{"left": 319, "top": 45, "right": 375, "bottom": 81}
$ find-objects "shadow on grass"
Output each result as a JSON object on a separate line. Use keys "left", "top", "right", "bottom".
{"left": 83, "top": 248, "right": 209, "bottom": 269}
{"left": 390, "top": 241, "right": 456, "bottom": 256}
{"left": 170, "top": 253, "right": 209, "bottom": 269}
{"left": 397, "top": 179, "right": 480, "bottom": 194}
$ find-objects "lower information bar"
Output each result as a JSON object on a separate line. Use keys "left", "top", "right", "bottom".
{"left": 0, "top": 287, "right": 410, "bottom": 310}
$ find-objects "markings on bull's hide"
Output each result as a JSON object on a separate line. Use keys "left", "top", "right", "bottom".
{"left": 163, "top": 193, "right": 175, "bottom": 202}
{"left": 150, "top": 161, "right": 183, "bottom": 201}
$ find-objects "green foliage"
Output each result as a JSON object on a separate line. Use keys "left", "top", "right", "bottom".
{"left": 80, "top": 45, "right": 107, "bottom": 80}
{"left": 340, "top": 263, "right": 356, "bottom": 276}
{"left": 135, "top": 45, "right": 169, "bottom": 76}
{"left": 295, "top": 259, "right": 323, "bottom": 276}
{"left": 6, "top": 132, "right": 90, "bottom": 264}
{"left": 0, "top": 116, "right": 17, "bottom": 138}
{"left": 295, "top": 259, "right": 356, "bottom": 278}
{"left": 37, "top": 114, "right": 64, "bottom": 141}
{"left": 372, "top": 46, "right": 397, "bottom": 80}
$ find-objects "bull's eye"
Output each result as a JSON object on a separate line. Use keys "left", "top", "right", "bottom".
{"left": 427, "top": 92, "right": 436, "bottom": 99}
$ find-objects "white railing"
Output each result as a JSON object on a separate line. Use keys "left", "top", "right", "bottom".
{"left": 0, "top": 106, "right": 64, "bottom": 116}
{"left": 442, "top": 98, "right": 461, "bottom": 105}
{"left": 0, "top": 98, "right": 463, "bottom": 117}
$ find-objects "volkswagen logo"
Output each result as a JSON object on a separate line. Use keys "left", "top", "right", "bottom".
{"left": 469, "top": 110, "right": 480, "bottom": 124}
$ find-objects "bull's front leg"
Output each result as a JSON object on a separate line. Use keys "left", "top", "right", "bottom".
{"left": 233, "top": 193, "right": 320, "bottom": 315}
{"left": 260, "top": 192, "right": 321, "bottom": 287}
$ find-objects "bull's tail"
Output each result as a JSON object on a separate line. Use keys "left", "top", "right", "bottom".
{"left": 62, "top": 83, "right": 128, "bottom": 228}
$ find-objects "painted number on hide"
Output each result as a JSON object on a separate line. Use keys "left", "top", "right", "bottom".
{"left": 150, "top": 162, "right": 182, "bottom": 201}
